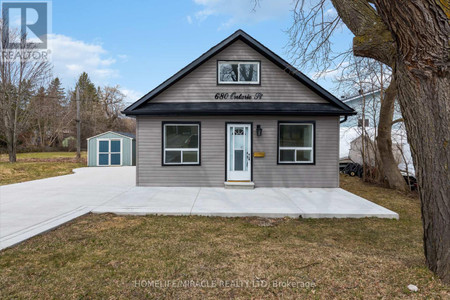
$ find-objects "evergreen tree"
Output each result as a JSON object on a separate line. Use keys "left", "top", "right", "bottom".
{"left": 71, "top": 72, "right": 101, "bottom": 147}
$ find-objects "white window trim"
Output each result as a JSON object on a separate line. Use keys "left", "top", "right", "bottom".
{"left": 163, "top": 124, "right": 200, "bottom": 165}
{"left": 97, "top": 138, "right": 123, "bottom": 166}
{"left": 226, "top": 123, "right": 252, "bottom": 181}
{"left": 278, "top": 123, "right": 314, "bottom": 164}
{"left": 218, "top": 61, "right": 260, "bottom": 84}
{"left": 130, "top": 139, "right": 133, "bottom": 165}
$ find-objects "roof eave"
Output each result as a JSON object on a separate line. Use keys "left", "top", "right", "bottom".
{"left": 86, "top": 131, "right": 135, "bottom": 140}
{"left": 123, "top": 110, "right": 357, "bottom": 117}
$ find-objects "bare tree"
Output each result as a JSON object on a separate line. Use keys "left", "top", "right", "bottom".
{"left": 376, "top": 77, "right": 408, "bottom": 191}
{"left": 265, "top": 0, "right": 449, "bottom": 282}
{"left": 0, "top": 26, "right": 52, "bottom": 162}
{"left": 336, "top": 56, "right": 406, "bottom": 189}
{"left": 98, "top": 86, "right": 126, "bottom": 129}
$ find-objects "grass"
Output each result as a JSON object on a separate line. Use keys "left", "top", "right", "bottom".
{"left": 0, "top": 151, "right": 87, "bottom": 161}
{"left": 0, "top": 152, "right": 86, "bottom": 185}
{"left": 0, "top": 176, "right": 448, "bottom": 298}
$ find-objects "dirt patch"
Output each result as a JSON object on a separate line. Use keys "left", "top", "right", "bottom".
{"left": 243, "top": 217, "right": 288, "bottom": 227}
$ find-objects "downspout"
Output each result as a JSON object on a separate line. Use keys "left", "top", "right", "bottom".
{"left": 340, "top": 116, "right": 348, "bottom": 124}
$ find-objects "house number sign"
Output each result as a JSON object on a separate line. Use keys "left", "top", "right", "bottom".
{"left": 214, "top": 92, "right": 263, "bottom": 100}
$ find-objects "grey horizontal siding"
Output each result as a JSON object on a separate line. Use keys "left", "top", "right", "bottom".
{"left": 136, "top": 116, "right": 339, "bottom": 187}
{"left": 151, "top": 40, "right": 327, "bottom": 104}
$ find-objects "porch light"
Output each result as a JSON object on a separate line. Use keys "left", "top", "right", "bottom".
{"left": 256, "top": 125, "right": 263, "bottom": 136}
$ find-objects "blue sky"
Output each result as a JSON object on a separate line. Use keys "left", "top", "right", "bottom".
{"left": 44, "top": 0, "right": 353, "bottom": 103}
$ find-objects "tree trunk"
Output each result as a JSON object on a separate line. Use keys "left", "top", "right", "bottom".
{"left": 4, "top": 106, "right": 17, "bottom": 162}
{"left": 376, "top": 78, "right": 408, "bottom": 191}
{"left": 6, "top": 130, "right": 17, "bottom": 162}
{"left": 8, "top": 145, "right": 17, "bottom": 162}
{"left": 371, "top": 0, "right": 450, "bottom": 283}
{"left": 396, "top": 59, "right": 450, "bottom": 283}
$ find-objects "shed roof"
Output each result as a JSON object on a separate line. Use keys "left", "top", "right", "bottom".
{"left": 86, "top": 131, "right": 136, "bottom": 140}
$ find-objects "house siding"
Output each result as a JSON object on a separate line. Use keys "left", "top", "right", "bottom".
{"left": 136, "top": 115, "right": 339, "bottom": 187}
{"left": 87, "top": 132, "right": 135, "bottom": 166}
{"left": 343, "top": 91, "right": 403, "bottom": 128}
{"left": 151, "top": 40, "right": 328, "bottom": 104}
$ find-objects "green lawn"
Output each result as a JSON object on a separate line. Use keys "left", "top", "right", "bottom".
{"left": 0, "top": 175, "right": 448, "bottom": 298}
{"left": 0, "top": 152, "right": 86, "bottom": 185}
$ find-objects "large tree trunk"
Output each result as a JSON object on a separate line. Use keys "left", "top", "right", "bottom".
{"left": 376, "top": 78, "right": 408, "bottom": 191}
{"left": 396, "top": 60, "right": 450, "bottom": 283}
{"left": 373, "top": 0, "right": 450, "bottom": 283}
{"left": 331, "top": 0, "right": 449, "bottom": 282}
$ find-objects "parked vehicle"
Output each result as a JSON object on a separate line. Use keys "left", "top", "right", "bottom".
{"left": 342, "top": 162, "right": 417, "bottom": 191}
{"left": 342, "top": 163, "right": 363, "bottom": 177}
{"left": 403, "top": 175, "right": 418, "bottom": 191}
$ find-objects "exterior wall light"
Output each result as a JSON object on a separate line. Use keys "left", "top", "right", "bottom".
{"left": 256, "top": 125, "right": 263, "bottom": 136}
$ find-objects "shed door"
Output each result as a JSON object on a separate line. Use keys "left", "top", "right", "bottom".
{"left": 98, "top": 139, "right": 121, "bottom": 166}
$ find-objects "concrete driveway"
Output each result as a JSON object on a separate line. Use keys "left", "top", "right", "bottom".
{"left": 0, "top": 167, "right": 398, "bottom": 250}
{"left": 0, "top": 167, "right": 135, "bottom": 250}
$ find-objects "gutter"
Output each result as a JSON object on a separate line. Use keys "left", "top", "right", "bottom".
{"left": 340, "top": 116, "right": 348, "bottom": 124}
{"left": 122, "top": 110, "right": 357, "bottom": 117}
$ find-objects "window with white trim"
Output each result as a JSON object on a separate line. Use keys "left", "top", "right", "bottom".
{"left": 163, "top": 123, "right": 200, "bottom": 165}
{"left": 218, "top": 61, "right": 260, "bottom": 84}
{"left": 278, "top": 123, "right": 314, "bottom": 164}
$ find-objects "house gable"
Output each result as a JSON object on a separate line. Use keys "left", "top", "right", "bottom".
{"left": 151, "top": 39, "right": 327, "bottom": 104}
{"left": 123, "top": 30, "right": 355, "bottom": 116}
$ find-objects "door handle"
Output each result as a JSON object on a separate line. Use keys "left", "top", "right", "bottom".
{"left": 247, "top": 152, "right": 251, "bottom": 161}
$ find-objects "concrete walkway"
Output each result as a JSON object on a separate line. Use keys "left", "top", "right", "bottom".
{"left": 0, "top": 167, "right": 398, "bottom": 250}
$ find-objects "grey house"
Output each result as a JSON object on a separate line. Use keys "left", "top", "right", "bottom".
{"left": 123, "top": 30, "right": 355, "bottom": 188}
{"left": 341, "top": 89, "right": 403, "bottom": 128}
{"left": 87, "top": 131, "right": 136, "bottom": 167}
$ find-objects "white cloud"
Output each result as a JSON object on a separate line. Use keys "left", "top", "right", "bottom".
{"left": 186, "top": 15, "right": 193, "bottom": 24}
{"left": 121, "top": 88, "right": 144, "bottom": 104}
{"left": 195, "top": 8, "right": 215, "bottom": 22}
{"left": 191, "top": 0, "right": 292, "bottom": 29}
{"left": 325, "top": 8, "right": 337, "bottom": 18}
{"left": 311, "top": 61, "right": 349, "bottom": 80}
{"left": 48, "top": 34, "right": 120, "bottom": 86}
{"left": 117, "top": 54, "right": 129, "bottom": 62}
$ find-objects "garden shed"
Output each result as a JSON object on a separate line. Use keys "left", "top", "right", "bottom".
{"left": 87, "top": 131, "right": 136, "bottom": 167}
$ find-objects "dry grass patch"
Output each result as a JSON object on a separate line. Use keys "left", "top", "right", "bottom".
{"left": 0, "top": 152, "right": 86, "bottom": 185}
{"left": 0, "top": 175, "right": 449, "bottom": 298}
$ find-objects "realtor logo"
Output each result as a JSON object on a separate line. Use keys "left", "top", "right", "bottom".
{"left": 1, "top": 1, "right": 48, "bottom": 49}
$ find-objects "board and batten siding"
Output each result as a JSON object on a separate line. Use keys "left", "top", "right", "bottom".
{"left": 87, "top": 132, "right": 135, "bottom": 166}
{"left": 151, "top": 40, "right": 327, "bottom": 104}
{"left": 136, "top": 116, "right": 339, "bottom": 187}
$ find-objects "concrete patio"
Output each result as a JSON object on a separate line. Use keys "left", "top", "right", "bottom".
{"left": 0, "top": 167, "right": 398, "bottom": 250}
{"left": 93, "top": 186, "right": 398, "bottom": 219}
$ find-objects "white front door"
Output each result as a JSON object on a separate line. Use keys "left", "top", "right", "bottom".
{"left": 227, "top": 124, "right": 251, "bottom": 181}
